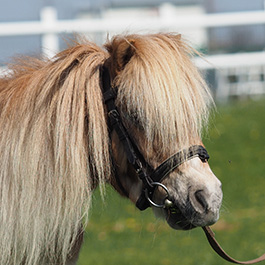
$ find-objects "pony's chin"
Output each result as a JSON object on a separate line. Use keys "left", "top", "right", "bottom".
{"left": 163, "top": 203, "right": 219, "bottom": 230}
{"left": 164, "top": 207, "right": 196, "bottom": 230}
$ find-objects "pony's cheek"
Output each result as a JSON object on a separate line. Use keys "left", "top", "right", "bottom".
{"left": 110, "top": 131, "right": 144, "bottom": 201}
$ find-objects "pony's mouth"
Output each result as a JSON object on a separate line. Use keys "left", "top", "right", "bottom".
{"left": 161, "top": 195, "right": 220, "bottom": 230}
{"left": 164, "top": 204, "right": 196, "bottom": 230}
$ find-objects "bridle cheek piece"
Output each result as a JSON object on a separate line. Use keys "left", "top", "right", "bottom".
{"left": 101, "top": 66, "right": 209, "bottom": 211}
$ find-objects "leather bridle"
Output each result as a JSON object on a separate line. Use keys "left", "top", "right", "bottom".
{"left": 101, "top": 66, "right": 265, "bottom": 264}
{"left": 101, "top": 66, "right": 209, "bottom": 211}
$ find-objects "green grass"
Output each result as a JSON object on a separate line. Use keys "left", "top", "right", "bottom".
{"left": 78, "top": 98, "right": 265, "bottom": 265}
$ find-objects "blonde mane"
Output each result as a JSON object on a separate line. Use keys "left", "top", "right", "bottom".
{"left": 0, "top": 42, "right": 111, "bottom": 264}
{"left": 0, "top": 33, "right": 213, "bottom": 264}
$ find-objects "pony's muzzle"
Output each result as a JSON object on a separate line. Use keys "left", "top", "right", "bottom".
{"left": 155, "top": 177, "right": 223, "bottom": 230}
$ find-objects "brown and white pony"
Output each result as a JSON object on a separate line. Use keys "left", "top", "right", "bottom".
{"left": 0, "top": 33, "right": 222, "bottom": 265}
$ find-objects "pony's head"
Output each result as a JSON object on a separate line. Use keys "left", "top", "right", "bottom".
{"left": 104, "top": 34, "right": 222, "bottom": 230}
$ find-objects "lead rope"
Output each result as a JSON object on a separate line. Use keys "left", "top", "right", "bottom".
{"left": 203, "top": 226, "right": 265, "bottom": 264}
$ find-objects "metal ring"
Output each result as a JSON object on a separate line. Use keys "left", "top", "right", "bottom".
{"left": 145, "top": 182, "right": 171, "bottom": 208}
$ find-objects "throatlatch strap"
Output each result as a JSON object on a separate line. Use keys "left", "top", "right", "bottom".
{"left": 101, "top": 66, "right": 151, "bottom": 197}
{"left": 203, "top": 226, "right": 265, "bottom": 264}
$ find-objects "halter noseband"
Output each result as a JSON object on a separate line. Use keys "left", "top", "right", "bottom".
{"left": 101, "top": 66, "right": 209, "bottom": 211}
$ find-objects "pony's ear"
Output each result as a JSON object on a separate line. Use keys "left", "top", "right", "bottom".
{"left": 176, "top": 34, "right": 182, "bottom": 40}
{"left": 116, "top": 40, "right": 136, "bottom": 71}
{"left": 166, "top": 33, "right": 182, "bottom": 42}
{"left": 105, "top": 38, "right": 136, "bottom": 75}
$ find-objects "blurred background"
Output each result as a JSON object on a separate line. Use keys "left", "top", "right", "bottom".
{"left": 1, "top": 0, "right": 265, "bottom": 101}
{"left": 0, "top": 1, "right": 264, "bottom": 265}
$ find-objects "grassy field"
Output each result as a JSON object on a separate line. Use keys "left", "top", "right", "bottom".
{"left": 78, "top": 98, "right": 265, "bottom": 265}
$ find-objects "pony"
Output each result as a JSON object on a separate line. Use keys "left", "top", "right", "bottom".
{"left": 0, "top": 33, "right": 223, "bottom": 265}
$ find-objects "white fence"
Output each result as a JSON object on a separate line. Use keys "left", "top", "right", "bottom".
{"left": 1, "top": 6, "right": 265, "bottom": 100}
{"left": 1, "top": 7, "right": 265, "bottom": 59}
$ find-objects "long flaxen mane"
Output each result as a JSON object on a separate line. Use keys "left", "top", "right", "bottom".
{"left": 0, "top": 33, "right": 212, "bottom": 265}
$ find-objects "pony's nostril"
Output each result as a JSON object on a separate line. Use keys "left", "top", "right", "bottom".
{"left": 194, "top": 190, "right": 209, "bottom": 213}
